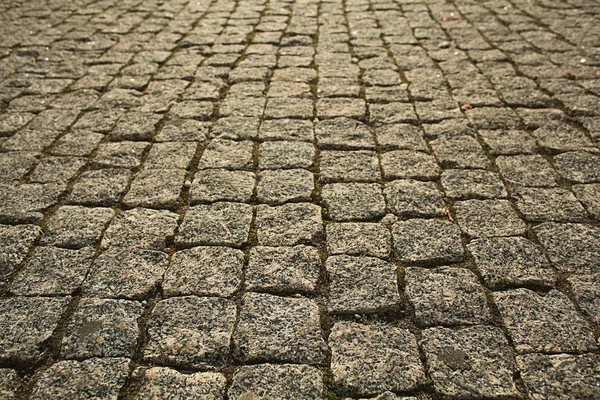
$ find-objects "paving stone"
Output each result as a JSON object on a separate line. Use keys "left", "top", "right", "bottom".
{"left": 11, "top": 246, "right": 94, "bottom": 296}
{"left": 233, "top": 293, "right": 327, "bottom": 364}
{"left": 326, "top": 255, "right": 400, "bottom": 314}
{"left": 573, "top": 183, "right": 600, "bottom": 219}
{"left": 533, "top": 122, "right": 596, "bottom": 153}
{"left": 112, "top": 112, "right": 162, "bottom": 141}
{"left": 374, "top": 124, "right": 427, "bottom": 151}
{"left": 0, "top": 112, "right": 34, "bottom": 135}
{"left": 534, "top": 222, "right": 600, "bottom": 273}
{"left": 553, "top": 151, "right": 600, "bottom": 183}
{"left": 322, "top": 183, "right": 386, "bottom": 221}
{"left": 144, "top": 142, "right": 197, "bottom": 170}
{"left": 384, "top": 180, "right": 445, "bottom": 218}
{"left": 454, "top": 200, "right": 527, "bottom": 238}
{"left": 392, "top": 219, "right": 464, "bottom": 265}
{"left": 42, "top": 206, "right": 114, "bottom": 248}
{"left": 369, "top": 102, "right": 417, "bottom": 125}
{"left": 421, "top": 326, "right": 518, "bottom": 399}
{"left": 211, "top": 117, "right": 259, "bottom": 141}
{"left": 329, "top": 322, "right": 425, "bottom": 397}
{"left": 155, "top": 119, "right": 210, "bottom": 142}
{"left": 319, "top": 150, "right": 380, "bottom": 183}
{"left": 134, "top": 368, "right": 226, "bottom": 400}
{"left": 496, "top": 155, "right": 558, "bottom": 187}
{"left": 0, "top": 368, "right": 19, "bottom": 400}
{"left": 465, "top": 106, "right": 521, "bottom": 130}
{"left": 517, "top": 353, "right": 600, "bottom": 400}
{"left": 29, "top": 358, "right": 129, "bottom": 400}
{"left": 164, "top": 246, "right": 243, "bottom": 298}
{"left": 67, "top": 169, "right": 131, "bottom": 206}
{"left": 190, "top": 169, "right": 256, "bottom": 204}
{"left": 493, "top": 288, "right": 597, "bottom": 354}
{"left": 30, "top": 156, "right": 86, "bottom": 184}
{"left": 200, "top": 139, "right": 254, "bottom": 170}
{"left": 317, "top": 98, "right": 365, "bottom": 119}
{"left": 144, "top": 296, "right": 236, "bottom": 369}
{"left": 380, "top": 151, "right": 440, "bottom": 181}
{"left": 102, "top": 208, "right": 178, "bottom": 251}
{"left": 259, "top": 141, "right": 314, "bottom": 170}
{"left": 257, "top": 169, "right": 314, "bottom": 205}
{"left": 228, "top": 364, "right": 323, "bottom": 400}
{"left": 246, "top": 245, "right": 320, "bottom": 294}
{"left": 326, "top": 222, "right": 391, "bottom": 259}
{"left": 468, "top": 237, "right": 556, "bottom": 289}
{"left": 478, "top": 129, "right": 537, "bottom": 155}
{"left": 567, "top": 273, "right": 600, "bottom": 325}
{"left": 430, "top": 135, "right": 490, "bottom": 169}
{"left": 414, "top": 99, "right": 462, "bottom": 122}
{"left": 511, "top": 186, "right": 588, "bottom": 222}
{"left": 256, "top": 203, "right": 322, "bottom": 246}
{"left": 265, "top": 97, "right": 313, "bottom": 119}
{"left": 93, "top": 141, "right": 149, "bottom": 169}
{"left": 83, "top": 248, "right": 168, "bottom": 299}
{"left": 405, "top": 267, "right": 491, "bottom": 326}
{"left": 441, "top": 170, "right": 506, "bottom": 199}
{"left": 52, "top": 130, "right": 104, "bottom": 157}
{"left": 123, "top": 169, "right": 186, "bottom": 209}
{"left": 259, "top": 119, "right": 314, "bottom": 142}
{"left": 220, "top": 97, "right": 266, "bottom": 118}
{"left": 61, "top": 298, "right": 143, "bottom": 359}
{"left": 1, "top": 129, "right": 60, "bottom": 152}
{"left": 0, "top": 224, "right": 42, "bottom": 278}
{"left": 422, "top": 120, "right": 476, "bottom": 140}
{"left": 0, "top": 296, "right": 70, "bottom": 363}
{"left": 0, "top": 152, "right": 39, "bottom": 183}
{"left": 315, "top": 117, "right": 375, "bottom": 150}
{"left": 169, "top": 100, "right": 213, "bottom": 120}
{"left": 177, "top": 202, "right": 252, "bottom": 247}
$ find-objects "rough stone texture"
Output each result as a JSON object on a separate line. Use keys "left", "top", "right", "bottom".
{"left": 384, "top": 180, "right": 445, "bottom": 218}
{"left": 177, "top": 202, "right": 253, "bottom": 247}
{"left": 326, "top": 222, "right": 391, "bottom": 259}
{"left": 421, "top": 326, "right": 518, "bottom": 399}
{"left": 430, "top": 135, "right": 490, "bottom": 169}
{"left": 393, "top": 219, "right": 464, "bottom": 265}
{"left": 0, "top": 183, "right": 64, "bottom": 223}
{"left": 374, "top": 125, "right": 426, "bottom": 151}
{"left": 164, "top": 246, "right": 244, "bottom": 297}
{"left": 0, "top": 369, "right": 19, "bottom": 400}
{"left": 123, "top": 169, "right": 186, "bottom": 209}
{"left": 102, "top": 208, "right": 178, "bottom": 251}
{"left": 259, "top": 141, "right": 315, "bottom": 169}
{"left": 493, "top": 289, "right": 597, "bottom": 354}
{"left": 144, "top": 296, "right": 236, "bottom": 369}
{"left": 533, "top": 122, "right": 596, "bottom": 153}
{"left": 257, "top": 169, "right": 314, "bottom": 204}
{"left": 441, "top": 170, "right": 506, "bottom": 199}
{"left": 510, "top": 186, "right": 588, "bottom": 222}
{"left": 29, "top": 358, "right": 129, "bottom": 400}
{"left": 42, "top": 206, "right": 115, "bottom": 248}
{"left": 516, "top": 353, "right": 600, "bottom": 400}
{"left": 405, "top": 267, "right": 491, "bottom": 326}
{"left": 320, "top": 150, "right": 381, "bottom": 183}
{"left": 246, "top": 245, "right": 320, "bottom": 294}
{"left": 573, "top": 183, "right": 600, "bottom": 219}
{"left": 0, "top": 296, "right": 70, "bottom": 363}
{"left": 479, "top": 129, "right": 537, "bottom": 155}
{"left": 233, "top": 293, "right": 327, "bottom": 364}
{"left": 190, "top": 169, "right": 256, "bottom": 204}
{"left": 11, "top": 246, "right": 94, "bottom": 296}
{"left": 327, "top": 255, "right": 401, "bottom": 314}
{"left": 468, "top": 237, "right": 556, "bottom": 289}
{"left": 259, "top": 119, "right": 313, "bottom": 142}
{"left": 61, "top": 298, "right": 143, "bottom": 359}
{"left": 256, "top": 203, "right": 322, "bottom": 246}
{"left": 567, "top": 274, "right": 600, "bottom": 325}
{"left": 380, "top": 151, "right": 440, "bottom": 181}
{"left": 496, "top": 155, "right": 558, "bottom": 187}
{"left": 93, "top": 141, "right": 149, "bottom": 169}
{"left": 0, "top": 224, "right": 42, "bottom": 278}
{"left": 134, "top": 368, "right": 226, "bottom": 400}
{"left": 553, "top": 151, "right": 600, "bottom": 183}
{"left": 67, "top": 169, "right": 131, "bottom": 206}
{"left": 322, "top": 183, "right": 386, "bottom": 221}
{"left": 199, "top": 139, "right": 254, "bottom": 170}
{"left": 329, "top": 322, "right": 425, "bottom": 397}
{"left": 83, "top": 248, "right": 169, "bottom": 299}
{"left": 30, "top": 156, "right": 86, "bottom": 184}
{"left": 228, "top": 364, "right": 323, "bottom": 400}
{"left": 454, "top": 200, "right": 527, "bottom": 238}
{"left": 315, "top": 118, "right": 374, "bottom": 150}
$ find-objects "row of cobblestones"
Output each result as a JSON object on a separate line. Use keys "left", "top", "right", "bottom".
{"left": 0, "top": 0, "right": 599, "bottom": 398}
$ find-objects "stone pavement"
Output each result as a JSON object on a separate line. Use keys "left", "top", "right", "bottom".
{"left": 0, "top": 0, "right": 599, "bottom": 397}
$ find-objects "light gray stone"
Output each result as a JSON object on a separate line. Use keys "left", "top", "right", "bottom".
{"left": 454, "top": 200, "right": 527, "bottom": 238}
{"left": 257, "top": 169, "right": 314, "bottom": 204}
{"left": 496, "top": 155, "right": 558, "bottom": 187}
{"left": 67, "top": 169, "right": 131, "bottom": 206}
{"left": 511, "top": 187, "right": 588, "bottom": 222}
{"left": 134, "top": 368, "right": 226, "bottom": 400}
{"left": 384, "top": 180, "right": 445, "bottom": 218}
{"left": 0, "top": 224, "right": 42, "bottom": 278}
{"left": 190, "top": 169, "right": 255, "bottom": 204}
{"left": 199, "top": 140, "right": 254, "bottom": 170}
{"left": 319, "top": 150, "right": 380, "bottom": 183}
{"left": 441, "top": 170, "right": 507, "bottom": 199}
{"left": 568, "top": 274, "right": 600, "bottom": 325}
{"left": 259, "top": 141, "right": 314, "bottom": 170}
{"left": 42, "top": 206, "right": 115, "bottom": 248}
{"left": 392, "top": 219, "right": 464, "bottom": 265}
{"left": 380, "top": 151, "right": 440, "bottom": 181}
{"left": 256, "top": 203, "right": 323, "bottom": 246}
{"left": 102, "top": 208, "right": 178, "bottom": 251}
{"left": 322, "top": 183, "right": 386, "bottom": 221}
{"left": 326, "top": 222, "right": 391, "bottom": 259}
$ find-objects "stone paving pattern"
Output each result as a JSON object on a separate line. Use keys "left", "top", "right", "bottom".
{"left": 0, "top": 0, "right": 599, "bottom": 398}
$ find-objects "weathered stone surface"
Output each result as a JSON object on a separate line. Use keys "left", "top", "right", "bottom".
{"left": 496, "top": 155, "right": 558, "bottom": 187}
{"left": 228, "top": 364, "right": 323, "bottom": 400}
{"left": 257, "top": 169, "right": 314, "bottom": 204}
{"left": 144, "top": 142, "right": 197, "bottom": 170}
{"left": 83, "top": 248, "right": 169, "bottom": 299}
{"left": 134, "top": 368, "right": 226, "bottom": 400}
{"left": 102, "top": 208, "right": 178, "bottom": 251}
{"left": 441, "top": 170, "right": 506, "bottom": 199}
{"left": 61, "top": 298, "right": 143, "bottom": 359}
{"left": 374, "top": 124, "right": 426, "bottom": 151}
{"left": 405, "top": 267, "right": 491, "bottom": 326}
{"left": 93, "top": 141, "right": 149, "bottom": 169}
{"left": 326, "top": 222, "right": 391, "bottom": 259}
{"left": 384, "top": 180, "right": 445, "bottom": 218}
{"left": 327, "top": 255, "right": 400, "bottom": 314}
{"left": 246, "top": 245, "right": 320, "bottom": 294}
{"left": 553, "top": 151, "right": 600, "bottom": 183}
{"left": 177, "top": 202, "right": 252, "bottom": 247}
{"left": 330, "top": 322, "right": 425, "bottom": 397}
{"left": 190, "top": 169, "right": 255, "bottom": 204}
{"left": 0, "top": 152, "right": 40, "bottom": 183}
{"left": 144, "top": 296, "right": 236, "bottom": 369}
{"left": 430, "top": 135, "right": 490, "bottom": 169}
{"left": 0, "top": 183, "right": 64, "bottom": 223}
{"left": 454, "top": 200, "right": 526, "bottom": 238}
{"left": 320, "top": 150, "right": 380, "bottom": 183}
{"left": 315, "top": 117, "right": 374, "bottom": 150}
{"left": 421, "top": 326, "right": 518, "bottom": 399}
{"left": 510, "top": 186, "right": 588, "bottom": 222}
{"left": 30, "top": 156, "right": 86, "bottom": 184}
{"left": 0, "top": 224, "right": 42, "bottom": 278}
{"left": 42, "top": 206, "right": 114, "bottom": 248}
{"left": 155, "top": 119, "right": 210, "bottom": 142}
{"left": 123, "top": 169, "right": 186, "bottom": 209}
{"left": 493, "top": 288, "right": 597, "bottom": 354}
{"left": 0, "top": 369, "right": 19, "bottom": 400}
{"left": 517, "top": 353, "right": 600, "bottom": 400}
{"left": 479, "top": 129, "right": 537, "bottom": 155}
{"left": 259, "top": 119, "right": 314, "bottom": 142}
{"left": 533, "top": 122, "right": 596, "bottom": 153}
{"left": 573, "top": 183, "right": 600, "bottom": 219}
{"left": 11, "top": 246, "right": 94, "bottom": 296}
{"left": 256, "top": 203, "right": 322, "bottom": 246}
{"left": 392, "top": 219, "right": 464, "bottom": 265}
{"left": 370, "top": 102, "right": 417, "bottom": 125}
{"left": 468, "top": 237, "right": 556, "bottom": 289}
{"left": 67, "top": 169, "right": 131, "bottom": 206}
{"left": 164, "top": 246, "right": 243, "bottom": 297}
{"left": 0, "top": 296, "right": 70, "bottom": 363}
{"left": 322, "top": 183, "right": 386, "bottom": 221}
{"left": 317, "top": 98, "right": 365, "bottom": 119}
{"left": 211, "top": 116, "right": 259, "bottom": 141}
{"left": 380, "top": 151, "right": 440, "bottom": 181}
{"left": 199, "top": 139, "right": 254, "bottom": 170}
{"left": 259, "top": 141, "right": 314, "bottom": 169}
{"left": 30, "top": 358, "right": 129, "bottom": 400}
{"left": 568, "top": 274, "right": 600, "bottom": 325}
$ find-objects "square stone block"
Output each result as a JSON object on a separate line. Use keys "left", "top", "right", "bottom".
{"left": 135, "top": 367, "right": 226, "bottom": 399}
{"left": 0, "top": 224, "right": 42, "bottom": 278}
{"left": 257, "top": 169, "right": 314, "bottom": 205}
{"left": 190, "top": 169, "right": 255, "bottom": 204}
{"left": 392, "top": 219, "right": 464, "bottom": 265}
{"left": 256, "top": 203, "right": 323, "bottom": 246}
{"left": 322, "top": 183, "right": 386, "bottom": 221}
{"left": 454, "top": 200, "right": 527, "bottom": 238}
{"left": 319, "top": 150, "right": 380, "bottom": 183}
{"left": 380, "top": 151, "right": 440, "bottom": 181}
{"left": 441, "top": 170, "right": 507, "bottom": 199}
{"left": 511, "top": 187, "right": 588, "bottom": 222}
{"left": 199, "top": 140, "right": 254, "bottom": 170}
{"left": 384, "top": 180, "right": 445, "bottom": 218}
{"left": 42, "top": 206, "right": 115, "bottom": 248}
{"left": 259, "top": 141, "right": 314, "bottom": 169}
{"left": 315, "top": 118, "right": 374, "bottom": 150}
{"left": 430, "top": 135, "right": 490, "bottom": 169}
{"left": 496, "top": 155, "right": 558, "bottom": 187}
{"left": 102, "top": 208, "right": 178, "bottom": 251}
{"left": 326, "top": 222, "right": 391, "bottom": 259}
